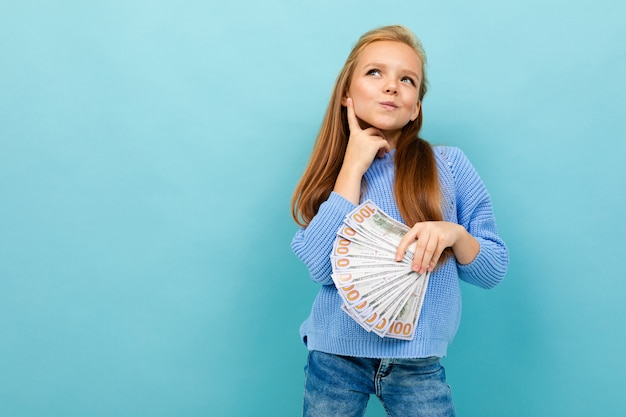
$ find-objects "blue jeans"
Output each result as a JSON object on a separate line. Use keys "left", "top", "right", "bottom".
{"left": 303, "top": 350, "right": 455, "bottom": 417}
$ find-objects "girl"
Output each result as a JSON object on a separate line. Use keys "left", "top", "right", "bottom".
{"left": 291, "top": 25, "right": 509, "bottom": 417}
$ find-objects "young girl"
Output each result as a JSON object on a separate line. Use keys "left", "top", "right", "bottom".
{"left": 291, "top": 25, "right": 509, "bottom": 417}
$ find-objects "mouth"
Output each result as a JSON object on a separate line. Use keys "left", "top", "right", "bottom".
{"left": 380, "top": 101, "right": 398, "bottom": 110}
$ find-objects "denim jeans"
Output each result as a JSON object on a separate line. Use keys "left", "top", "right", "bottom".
{"left": 303, "top": 350, "right": 455, "bottom": 417}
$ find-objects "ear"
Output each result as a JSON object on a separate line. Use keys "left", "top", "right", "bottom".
{"left": 410, "top": 101, "right": 421, "bottom": 121}
{"left": 341, "top": 92, "right": 350, "bottom": 106}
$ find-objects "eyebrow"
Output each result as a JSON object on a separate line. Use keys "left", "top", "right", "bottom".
{"left": 364, "top": 62, "right": 421, "bottom": 81}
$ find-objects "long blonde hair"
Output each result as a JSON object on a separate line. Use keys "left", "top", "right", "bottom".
{"left": 291, "top": 25, "right": 445, "bottom": 243}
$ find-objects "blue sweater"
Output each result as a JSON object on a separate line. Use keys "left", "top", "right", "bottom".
{"left": 292, "top": 146, "right": 509, "bottom": 359}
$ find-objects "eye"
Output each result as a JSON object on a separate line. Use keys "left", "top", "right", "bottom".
{"left": 401, "top": 76, "right": 416, "bottom": 85}
{"left": 366, "top": 68, "right": 381, "bottom": 76}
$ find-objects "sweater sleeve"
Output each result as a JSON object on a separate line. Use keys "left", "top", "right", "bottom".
{"left": 291, "top": 192, "right": 357, "bottom": 286}
{"left": 447, "top": 147, "right": 509, "bottom": 289}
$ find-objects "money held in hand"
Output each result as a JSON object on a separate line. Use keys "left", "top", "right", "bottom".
{"left": 331, "top": 200, "right": 430, "bottom": 340}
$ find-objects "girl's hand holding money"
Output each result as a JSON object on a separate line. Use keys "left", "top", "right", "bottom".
{"left": 395, "top": 221, "right": 480, "bottom": 274}
{"left": 334, "top": 98, "right": 391, "bottom": 205}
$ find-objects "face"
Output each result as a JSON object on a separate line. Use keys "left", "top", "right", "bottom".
{"left": 343, "top": 41, "right": 422, "bottom": 144}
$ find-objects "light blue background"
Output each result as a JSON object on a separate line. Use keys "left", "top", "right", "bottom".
{"left": 1, "top": 1, "right": 625, "bottom": 416}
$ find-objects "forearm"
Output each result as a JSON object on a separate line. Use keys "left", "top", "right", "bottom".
{"left": 333, "top": 166, "right": 363, "bottom": 205}
{"left": 445, "top": 146, "right": 509, "bottom": 288}
{"left": 292, "top": 192, "right": 357, "bottom": 284}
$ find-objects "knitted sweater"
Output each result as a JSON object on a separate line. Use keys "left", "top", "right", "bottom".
{"left": 292, "top": 146, "right": 509, "bottom": 359}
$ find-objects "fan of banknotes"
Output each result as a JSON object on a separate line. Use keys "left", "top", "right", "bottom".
{"left": 331, "top": 200, "right": 429, "bottom": 340}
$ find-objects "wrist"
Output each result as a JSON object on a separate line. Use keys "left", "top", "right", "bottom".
{"left": 452, "top": 225, "right": 480, "bottom": 265}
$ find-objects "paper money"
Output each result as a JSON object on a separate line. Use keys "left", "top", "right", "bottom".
{"left": 331, "top": 200, "right": 430, "bottom": 340}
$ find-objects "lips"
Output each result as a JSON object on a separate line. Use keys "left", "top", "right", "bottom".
{"left": 380, "top": 101, "right": 398, "bottom": 110}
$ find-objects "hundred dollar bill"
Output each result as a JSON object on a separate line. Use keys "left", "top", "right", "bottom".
{"left": 344, "top": 271, "right": 414, "bottom": 314}
{"left": 336, "top": 223, "right": 415, "bottom": 263}
{"left": 359, "top": 275, "right": 416, "bottom": 329}
{"left": 336, "top": 224, "right": 398, "bottom": 255}
{"left": 331, "top": 200, "right": 431, "bottom": 340}
{"left": 344, "top": 201, "right": 410, "bottom": 249}
{"left": 332, "top": 268, "right": 409, "bottom": 286}
{"left": 350, "top": 276, "right": 416, "bottom": 335}
{"left": 370, "top": 280, "right": 419, "bottom": 337}
{"left": 383, "top": 274, "right": 430, "bottom": 340}
{"left": 332, "top": 236, "right": 396, "bottom": 258}
{"left": 337, "top": 270, "right": 412, "bottom": 333}
{"left": 331, "top": 255, "right": 407, "bottom": 271}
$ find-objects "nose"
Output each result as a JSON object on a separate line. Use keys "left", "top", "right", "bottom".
{"left": 384, "top": 82, "right": 397, "bottom": 94}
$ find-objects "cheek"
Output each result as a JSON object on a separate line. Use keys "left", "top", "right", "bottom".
{"left": 353, "top": 101, "right": 372, "bottom": 121}
{"left": 351, "top": 81, "right": 374, "bottom": 99}
{"left": 408, "top": 97, "right": 420, "bottom": 113}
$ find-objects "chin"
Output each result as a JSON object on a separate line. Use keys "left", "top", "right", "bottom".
{"left": 373, "top": 123, "right": 405, "bottom": 133}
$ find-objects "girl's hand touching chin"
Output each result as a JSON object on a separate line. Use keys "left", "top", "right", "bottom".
{"left": 342, "top": 97, "right": 391, "bottom": 177}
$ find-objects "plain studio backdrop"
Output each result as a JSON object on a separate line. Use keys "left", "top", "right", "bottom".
{"left": 1, "top": 1, "right": 625, "bottom": 416}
